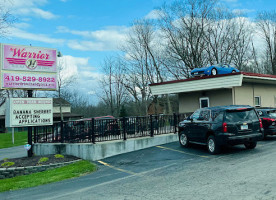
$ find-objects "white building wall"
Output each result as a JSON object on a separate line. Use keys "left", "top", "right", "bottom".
{"left": 53, "top": 106, "right": 71, "bottom": 114}
{"left": 179, "top": 89, "right": 233, "bottom": 113}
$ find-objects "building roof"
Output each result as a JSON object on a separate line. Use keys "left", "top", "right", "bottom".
{"left": 149, "top": 72, "right": 276, "bottom": 95}
{"left": 53, "top": 112, "right": 83, "bottom": 118}
{"left": 53, "top": 98, "right": 71, "bottom": 106}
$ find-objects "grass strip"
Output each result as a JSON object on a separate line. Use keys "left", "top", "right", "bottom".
{"left": 0, "top": 132, "right": 28, "bottom": 149}
{"left": 0, "top": 160, "right": 97, "bottom": 192}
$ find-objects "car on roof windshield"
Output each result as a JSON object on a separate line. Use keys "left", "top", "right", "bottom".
{"left": 256, "top": 108, "right": 276, "bottom": 138}
{"left": 190, "top": 64, "right": 239, "bottom": 77}
{"left": 178, "top": 105, "right": 263, "bottom": 154}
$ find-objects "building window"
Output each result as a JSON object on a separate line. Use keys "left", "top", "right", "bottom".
{"left": 255, "top": 96, "right": 261, "bottom": 107}
{"left": 200, "top": 97, "right": 209, "bottom": 108}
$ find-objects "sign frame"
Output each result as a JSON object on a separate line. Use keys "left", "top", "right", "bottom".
{"left": 5, "top": 98, "right": 53, "bottom": 127}
{"left": 0, "top": 43, "right": 58, "bottom": 90}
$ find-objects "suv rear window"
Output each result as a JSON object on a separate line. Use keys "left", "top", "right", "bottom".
{"left": 225, "top": 109, "right": 258, "bottom": 122}
{"left": 268, "top": 110, "right": 276, "bottom": 118}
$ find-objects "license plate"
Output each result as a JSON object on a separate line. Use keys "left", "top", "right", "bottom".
{"left": 194, "top": 72, "right": 198, "bottom": 74}
{"left": 241, "top": 125, "right": 248, "bottom": 130}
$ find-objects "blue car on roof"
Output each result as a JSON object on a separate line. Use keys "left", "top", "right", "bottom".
{"left": 190, "top": 64, "right": 240, "bottom": 77}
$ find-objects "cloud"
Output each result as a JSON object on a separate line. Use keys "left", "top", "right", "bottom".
{"left": 57, "top": 55, "right": 102, "bottom": 97}
{"left": 57, "top": 26, "right": 129, "bottom": 51}
{"left": 6, "top": 0, "right": 48, "bottom": 7}
{"left": 13, "top": 22, "right": 31, "bottom": 29}
{"left": 8, "top": 27, "right": 65, "bottom": 44}
{"left": 145, "top": 10, "right": 162, "bottom": 20}
{"left": 32, "top": 8, "right": 57, "bottom": 19}
{"left": 15, "top": 8, "right": 57, "bottom": 19}
{"left": 6, "top": 0, "right": 58, "bottom": 19}
{"left": 232, "top": 9, "right": 255, "bottom": 15}
{"left": 58, "top": 55, "right": 89, "bottom": 79}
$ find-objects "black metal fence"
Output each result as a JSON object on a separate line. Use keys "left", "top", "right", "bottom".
{"left": 34, "top": 113, "right": 192, "bottom": 144}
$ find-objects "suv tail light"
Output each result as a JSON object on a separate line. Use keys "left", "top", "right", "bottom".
{"left": 223, "top": 122, "right": 227, "bottom": 133}
{"left": 262, "top": 118, "right": 275, "bottom": 126}
{"left": 259, "top": 119, "right": 263, "bottom": 129}
{"left": 262, "top": 118, "right": 275, "bottom": 122}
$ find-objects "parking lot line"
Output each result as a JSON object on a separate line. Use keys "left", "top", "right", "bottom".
{"left": 97, "top": 161, "right": 138, "bottom": 176}
{"left": 156, "top": 146, "right": 209, "bottom": 158}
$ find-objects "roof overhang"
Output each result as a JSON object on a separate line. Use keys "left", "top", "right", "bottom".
{"left": 243, "top": 75, "right": 276, "bottom": 85}
{"left": 150, "top": 74, "right": 243, "bottom": 95}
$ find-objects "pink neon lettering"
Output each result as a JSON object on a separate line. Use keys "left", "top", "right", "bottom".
{"left": 9, "top": 48, "right": 51, "bottom": 60}
{"left": 10, "top": 48, "right": 25, "bottom": 57}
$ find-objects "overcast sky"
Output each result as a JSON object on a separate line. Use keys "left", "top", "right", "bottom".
{"left": 1, "top": 0, "right": 275, "bottom": 103}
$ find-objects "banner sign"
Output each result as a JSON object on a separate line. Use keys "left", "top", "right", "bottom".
{"left": 3, "top": 44, "right": 56, "bottom": 72}
{"left": 2, "top": 72, "right": 57, "bottom": 89}
{"left": 0, "top": 43, "right": 57, "bottom": 90}
{"left": 5, "top": 98, "right": 53, "bottom": 127}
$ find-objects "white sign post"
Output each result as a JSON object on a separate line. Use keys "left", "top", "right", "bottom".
{"left": 5, "top": 98, "right": 53, "bottom": 127}
{"left": 12, "top": 127, "right": 14, "bottom": 144}
{"left": 0, "top": 43, "right": 58, "bottom": 157}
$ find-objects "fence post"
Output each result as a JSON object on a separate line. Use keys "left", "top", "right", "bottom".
{"left": 150, "top": 115, "right": 154, "bottom": 137}
{"left": 44, "top": 126, "right": 47, "bottom": 142}
{"left": 91, "top": 118, "right": 95, "bottom": 144}
{"left": 33, "top": 127, "right": 37, "bottom": 143}
{"left": 123, "top": 117, "right": 127, "bottom": 140}
{"left": 173, "top": 113, "right": 177, "bottom": 133}
{"left": 60, "top": 121, "right": 64, "bottom": 143}
{"left": 51, "top": 125, "right": 54, "bottom": 142}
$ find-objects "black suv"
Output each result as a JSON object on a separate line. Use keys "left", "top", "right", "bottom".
{"left": 178, "top": 105, "right": 263, "bottom": 154}
{"left": 256, "top": 107, "right": 276, "bottom": 138}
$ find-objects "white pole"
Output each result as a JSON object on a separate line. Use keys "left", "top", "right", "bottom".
{"left": 12, "top": 127, "right": 14, "bottom": 144}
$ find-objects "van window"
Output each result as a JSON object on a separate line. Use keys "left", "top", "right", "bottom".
{"left": 225, "top": 109, "right": 258, "bottom": 122}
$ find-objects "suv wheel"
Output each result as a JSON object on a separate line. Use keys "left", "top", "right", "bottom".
{"left": 244, "top": 141, "right": 257, "bottom": 149}
{"left": 207, "top": 135, "right": 221, "bottom": 154}
{"left": 179, "top": 132, "right": 189, "bottom": 147}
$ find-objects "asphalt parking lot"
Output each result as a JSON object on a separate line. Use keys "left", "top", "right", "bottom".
{"left": 2, "top": 137, "right": 276, "bottom": 200}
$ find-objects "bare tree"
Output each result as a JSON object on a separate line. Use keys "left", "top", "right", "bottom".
{"left": 204, "top": 7, "right": 254, "bottom": 70}
{"left": 56, "top": 58, "right": 77, "bottom": 98}
{"left": 0, "top": 0, "right": 15, "bottom": 37}
{"left": 158, "top": 0, "right": 256, "bottom": 76}
{"left": 158, "top": 0, "right": 217, "bottom": 77}
{"left": 99, "top": 57, "right": 129, "bottom": 117}
{"left": 256, "top": 11, "right": 276, "bottom": 74}
{"left": 121, "top": 19, "right": 175, "bottom": 114}
{"left": 53, "top": 58, "right": 77, "bottom": 120}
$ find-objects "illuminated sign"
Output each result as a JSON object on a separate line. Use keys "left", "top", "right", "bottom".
{"left": 5, "top": 98, "right": 53, "bottom": 127}
{"left": 1, "top": 43, "right": 57, "bottom": 90}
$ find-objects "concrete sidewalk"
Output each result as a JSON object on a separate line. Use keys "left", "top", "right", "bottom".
{"left": 0, "top": 146, "right": 27, "bottom": 160}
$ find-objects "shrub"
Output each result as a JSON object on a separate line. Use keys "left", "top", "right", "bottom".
{"left": 38, "top": 157, "right": 49, "bottom": 164}
{"left": 3, "top": 158, "right": 8, "bottom": 162}
{"left": 54, "top": 154, "right": 64, "bottom": 159}
{"left": 1, "top": 162, "right": 15, "bottom": 168}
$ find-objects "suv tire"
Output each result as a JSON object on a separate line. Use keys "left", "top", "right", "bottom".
{"left": 179, "top": 132, "right": 189, "bottom": 147}
{"left": 244, "top": 141, "right": 257, "bottom": 149}
{"left": 207, "top": 135, "right": 221, "bottom": 154}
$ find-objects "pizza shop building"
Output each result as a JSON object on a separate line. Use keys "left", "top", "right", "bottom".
{"left": 149, "top": 72, "right": 276, "bottom": 113}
